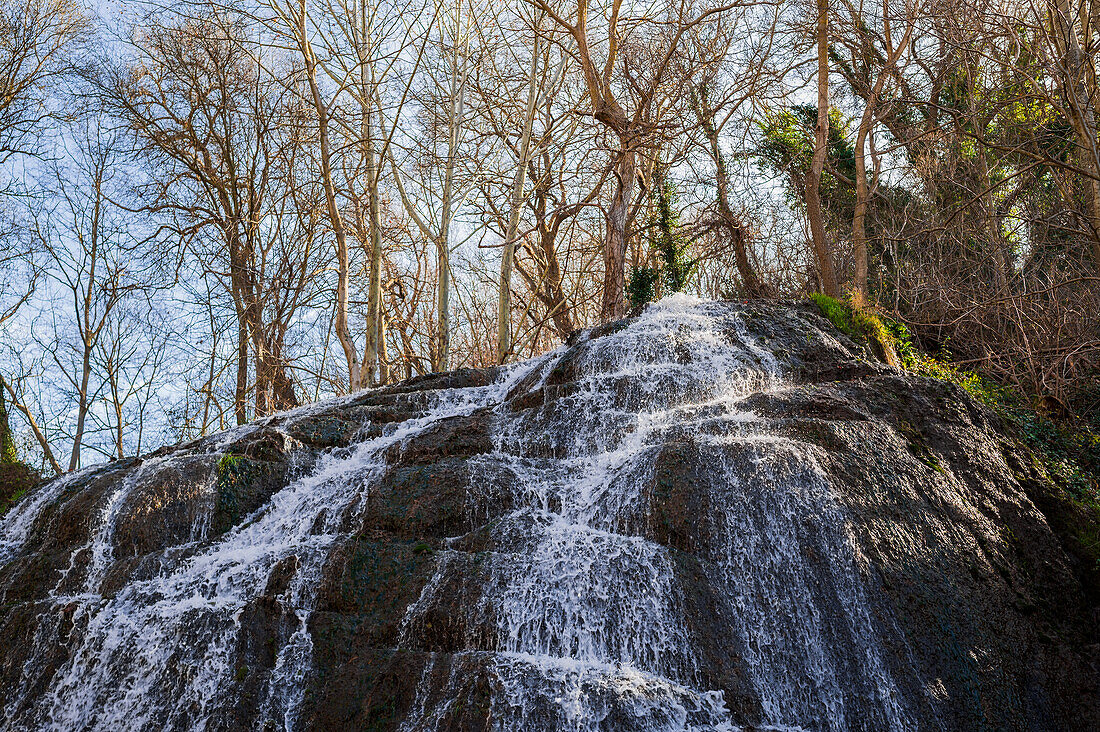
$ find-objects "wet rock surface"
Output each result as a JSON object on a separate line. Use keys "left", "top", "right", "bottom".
{"left": 0, "top": 298, "right": 1097, "bottom": 731}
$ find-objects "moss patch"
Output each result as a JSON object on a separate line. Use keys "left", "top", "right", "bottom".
{"left": 810, "top": 293, "right": 899, "bottom": 366}
{"left": 212, "top": 454, "right": 287, "bottom": 536}
{"left": 0, "top": 462, "right": 42, "bottom": 516}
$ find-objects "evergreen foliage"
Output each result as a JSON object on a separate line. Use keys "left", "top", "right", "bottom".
{"left": 653, "top": 176, "right": 692, "bottom": 294}
{"left": 626, "top": 266, "right": 660, "bottom": 310}
{"left": 626, "top": 171, "right": 692, "bottom": 309}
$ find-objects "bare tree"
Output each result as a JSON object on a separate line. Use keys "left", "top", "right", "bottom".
{"left": 526, "top": 0, "right": 739, "bottom": 320}
{"left": 806, "top": 0, "right": 840, "bottom": 297}
{"left": 387, "top": 2, "right": 476, "bottom": 372}
{"left": 30, "top": 124, "right": 136, "bottom": 470}
{"left": 98, "top": 11, "right": 311, "bottom": 421}
{"left": 0, "top": 0, "right": 87, "bottom": 166}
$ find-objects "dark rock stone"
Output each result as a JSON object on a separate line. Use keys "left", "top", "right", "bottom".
{"left": 1, "top": 299, "right": 1097, "bottom": 731}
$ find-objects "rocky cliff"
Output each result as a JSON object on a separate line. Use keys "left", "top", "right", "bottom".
{"left": 0, "top": 297, "right": 1097, "bottom": 731}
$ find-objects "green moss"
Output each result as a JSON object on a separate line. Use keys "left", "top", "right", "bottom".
{"left": 235, "top": 663, "right": 249, "bottom": 684}
{"left": 0, "top": 462, "right": 41, "bottom": 516}
{"left": 874, "top": 309, "right": 1100, "bottom": 567}
{"left": 810, "top": 292, "right": 857, "bottom": 336}
{"left": 212, "top": 454, "right": 265, "bottom": 535}
{"left": 810, "top": 293, "right": 898, "bottom": 365}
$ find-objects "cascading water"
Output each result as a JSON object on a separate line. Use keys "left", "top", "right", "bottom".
{"left": 0, "top": 368, "right": 542, "bottom": 731}
{"left": 0, "top": 295, "right": 919, "bottom": 731}
{"left": 397, "top": 295, "right": 913, "bottom": 731}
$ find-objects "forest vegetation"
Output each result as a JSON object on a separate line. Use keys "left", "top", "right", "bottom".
{"left": 1, "top": 0, "right": 1098, "bottom": 497}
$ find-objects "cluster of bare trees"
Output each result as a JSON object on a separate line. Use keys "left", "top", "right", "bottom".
{"left": 1, "top": 0, "right": 1098, "bottom": 473}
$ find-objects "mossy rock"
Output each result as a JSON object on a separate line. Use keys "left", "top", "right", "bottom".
{"left": 0, "top": 462, "right": 42, "bottom": 516}
{"left": 212, "top": 454, "right": 289, "bottom": 536}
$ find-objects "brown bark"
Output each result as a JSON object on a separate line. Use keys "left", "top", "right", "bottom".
{"left": 690, "top": 85, "right": 763, "bottom": 296}
{"left": 298, "top": 0, "right": 360, "bottom": 391}
{"left": 2, "top": 376, "right": 61, "bottom": 476}
{"left": 603, "top": 139, "right": 635, "bottom": 321}
{"left": 807, "top": 0, "right": 840, "bottom": 297}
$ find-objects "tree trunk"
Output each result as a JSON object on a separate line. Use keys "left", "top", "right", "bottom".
{"left": 363, "top": 116, "right": 384, "bottom": 387}
{"left": 807, "top": 0, "right": 840, "bottom": 298}
{"left": 359, "top": 0, "right": 384, "bottom": 388}
{"left": 434, "top": 29, "right": 469, "bottom": 372}
{"left": 1085, "top": 177, "right": 1100, "bottom": 269}
{"left": 691, "top": 86, "right": 762, "bottom": 296}
{"left": 300, "top": 0, "right": 360, "bottom": 391}
{"left": 271, "top": 356, "right": 299, "bottom": 410}
{"left": 851, "top": 16, "right": 915, "bottom": 299}
{"left": 377, "top": 308, "right": 390, "bottom": 384}
{"left": 434, "top": 234, "right": 451, "bottom": 372}
{"left": 602, "top": 138, "right": 635, "bottom": 322}
{"left": 228, "top": 237, "right": 249, "bottom": 426}
{"left": 0, "top": 374, "right": 15, "bottom": 464}
{"left": 852, "top": 109, "right": 873, "bottom": 299}
{"left": 497, "top": 35, "right": 541, "bottom": 363}
{"left": 2, "top": 376, "right": 61, "bottom": 475}
{"left": 108, "top": 368, "right": 124, "bottom": 460}
{"left": 540, "top": 236, "right": 575, "bottom": 336}
{"left": 68, "top": 337, "right": 93, "bottom": 472}
{"left": 235, "top": 311, "right": 249, "bottom": 425}
{"left": 250, "top": 300, "right": 270, "bottom": 417}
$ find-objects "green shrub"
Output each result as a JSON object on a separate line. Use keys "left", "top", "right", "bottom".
{"left": 652, "top": 177, "right": 692, "bottom": 294}
{"left": 626, "top": 170, "right": 693, "bottom": 309}
{"left": 627, "top": 266, "right": 661, "bottom": 310}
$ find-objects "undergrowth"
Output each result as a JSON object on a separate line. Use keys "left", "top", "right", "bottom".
{"left": 0, "top": 461, "right": 41, "bottom": 516}
{"left": 812, "top": 292, "right": 1100, "bottom": 565}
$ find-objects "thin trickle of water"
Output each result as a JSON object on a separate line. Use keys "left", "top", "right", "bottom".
{"left": 80, "top": 457, "right": 165, "bottom": 595}
{"left": 0, "top": 467, "right": 87, "bottom": 566}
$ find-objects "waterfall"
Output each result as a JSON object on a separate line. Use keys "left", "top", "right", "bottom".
{"left": 398, "top": 295, "right": 912, "bottom": 730}
{"left": 1, "top": 296, "right": 915, "bottom": 731}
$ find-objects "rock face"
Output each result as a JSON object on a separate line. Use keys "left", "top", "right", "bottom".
{"left": 0, "top": 296, "right": 1097, "bottom": 731}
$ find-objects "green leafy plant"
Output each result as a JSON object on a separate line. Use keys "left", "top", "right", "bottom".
{"left": 626, "top": 266, "right": 661, "bottom": 309}
{"left": 626, "top": 168, "right": 693, "bottom": 309}
{"left": 809, "top": 293, "right": 898, "bottom": 365}
{"left": 652, "top": 176, "right": 692, "bottom": 294}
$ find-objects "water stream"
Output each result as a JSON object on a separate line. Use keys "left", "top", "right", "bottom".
{"left": 1, "top": 295, "right": 913, "bottom": 731}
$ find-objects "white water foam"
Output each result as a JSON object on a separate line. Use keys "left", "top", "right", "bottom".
{"left": 4, "top": 296, "right": 915, "bottom": 730}
{"left": 2, "top": 358, "right": 547, "bottom": 731}
{"left": 399, "top": 295, "right": 914, "bottom": 731}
